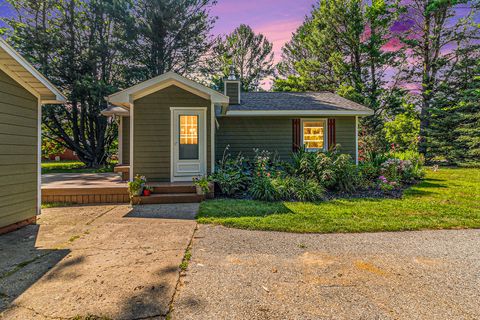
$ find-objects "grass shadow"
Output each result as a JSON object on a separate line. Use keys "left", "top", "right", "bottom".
{"left": 416, "top": 180, "right": 447, "bottom": 188}
{"left": 124, "top": 204, "right": 198, "bottom": 220}
{"left": 198, "top": 199, "right": 294, "bottom": 219}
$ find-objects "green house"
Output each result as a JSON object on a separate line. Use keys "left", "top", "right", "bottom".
{"left": 0, "top": 39, "right": 65, "bottom": 233}
{"left": 102, "top": 71, "right": 373, "bottom": 182}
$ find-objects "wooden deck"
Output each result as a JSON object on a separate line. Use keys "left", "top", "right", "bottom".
{"left": 41, "top": 173, "right": 202, "bottom": 205}
{"left": 42, "top": 173, "right": 129, "bottom": 204}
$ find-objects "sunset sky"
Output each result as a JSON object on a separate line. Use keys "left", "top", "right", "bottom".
{"left": 0, "top": 0, "right": 478, "bottom": 82}
{"left": 210, "top": 0, "right": 315, "bottom": 62}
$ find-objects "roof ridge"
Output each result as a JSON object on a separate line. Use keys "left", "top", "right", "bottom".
{"left": 243, "top": 91, "right": 335, "bottom": 94}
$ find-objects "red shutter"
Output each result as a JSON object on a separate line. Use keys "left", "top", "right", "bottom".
{"left": 328, "top": 119, "right": 336, "bottom": 150}
{"left": 292, "top": 119, "right": 301, "bottom": 152}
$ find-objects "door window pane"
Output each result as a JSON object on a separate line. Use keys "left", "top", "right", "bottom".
{"left": 302, "top": 120, "right": 325, "bottom": 150}
{"left": 179, "top": 115, "right": 199, "bottom": 160}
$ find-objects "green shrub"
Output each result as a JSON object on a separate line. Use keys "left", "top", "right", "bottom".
{"left": 331, "top": 154, "right": 360, "bottom": 193}
{"left": 211, "top": 149, "right": 251, "bottom": 196}
{"left": 291, "top": 148, "right": 360, "bottom": 192}
{"left": 291, "top": 178, "right": 325, "bottom": 202}
{"left": 249, "top": 176, "right": 280, "bottom": 201}
{"left": 358, "top": 161, "right": 380, "bottom": 181}
{"left": 388, "top": 150, "right": 425, "bottom": 181}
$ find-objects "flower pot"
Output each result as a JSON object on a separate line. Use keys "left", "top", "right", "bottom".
{"left": 143, "top": 189, "right": 151, "bottom": 196}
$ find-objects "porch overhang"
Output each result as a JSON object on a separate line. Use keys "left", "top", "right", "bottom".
{"left": 105, "top": 71, "right": 229, "bottom": 108}
{"left": 101, "top": 105, "right": 130, "bottom": 117}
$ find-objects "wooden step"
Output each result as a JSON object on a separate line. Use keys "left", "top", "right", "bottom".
{"left": 132, "top": 193, "right": 203, "bottom": 205}
{"left": 148, "top": 184, "right": 196, "bottom": 194}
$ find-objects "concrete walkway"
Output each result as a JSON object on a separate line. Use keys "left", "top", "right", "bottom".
{"left": 172, "top": 225, "right": 480, "bottom": 320}
{"left": 0, "top": 204, "right": 199, "bottom": 320}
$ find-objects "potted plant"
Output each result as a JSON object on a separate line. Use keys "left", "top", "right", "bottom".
{"left": 143, "top": 185, "right": 153, "bottom": 196}
{"left": 128, "top": 175, "right": 147, "bottom": 199}
{"left": 193, "top": 176, "right": 214, "bottom": 199}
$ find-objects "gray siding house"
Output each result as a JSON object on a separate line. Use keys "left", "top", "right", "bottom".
{"left": 103, "top": 72, "right": 373, "bottom": 183}
{"left": 0, "top": 39, "right": 65, "bottom": 233}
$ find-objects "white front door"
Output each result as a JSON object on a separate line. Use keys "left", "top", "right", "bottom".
{"left": 171, "top": 108, "right": 206, "bottom": 181}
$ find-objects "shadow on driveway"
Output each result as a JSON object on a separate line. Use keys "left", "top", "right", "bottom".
{"left": 0, "top": 225, "right": 69, "bottom": 311}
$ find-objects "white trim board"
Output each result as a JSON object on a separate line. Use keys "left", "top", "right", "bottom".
{"left": 170, "top": 107, "right": 208, "bottom": 182}
{"left": 225, "top": 110, "right": 374, "bottom": 117}
{"left": 107, "top": 72, "right": 229, "bottom": 108}
{"left": 0, "top": 38, "right": 66, "bottom": 103}
{"left": 355, "top": 116, "right": 359, "bottom": 165}
{"left": 129, "top": 104, "right": 134, "bottom": 181}
{"left": 210, "top": 101, "right": 215, "bottom": 173}
{"left": 300, "top": 118, "right": 328, "bottom": 152}
{"left": 37, "top": 100, "right": 41, "bottom": 215}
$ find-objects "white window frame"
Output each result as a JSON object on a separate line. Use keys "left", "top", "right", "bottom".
{"left": 301, "top": 118, "right": 328, "bottom": 152}
{"left": 170, "top": 107, "right": 208, "bottom": 182}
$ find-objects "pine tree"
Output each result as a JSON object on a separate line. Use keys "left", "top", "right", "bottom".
{"left": 426, "top": 45, "right": 480, "bottom": 163}
{"left": 129, "top": 0, "right": 216, "bottom": 82}
{"left": 204, "top": 24, "right": 274, "bottom": 92}
{"left": 397, "top": 0, "right": 479, "bottom": 156}
{"left": 454, "top": 56, "right": 480, "bottom": 164}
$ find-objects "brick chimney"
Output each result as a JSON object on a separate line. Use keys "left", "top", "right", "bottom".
{"left": 224, "top": 65, "right": 241, "bottom": 105}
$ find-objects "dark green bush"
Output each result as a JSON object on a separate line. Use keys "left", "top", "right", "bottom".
{"left": 249, "top": 175, "right": 280, "bottom": 201}
{"left": 291, "top": 148, "right": 360, "bottom": 192}
{"left": 211, "top": 149, "right": 251, "bottom": 196}
{"left": 283, "top": 177, "right": 324, "bottom": 202}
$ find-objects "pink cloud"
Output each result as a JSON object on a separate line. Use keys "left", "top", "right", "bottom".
{"left": 254, "top": 19, "right": 304, "bottom": 63}
{"left": 211, "top": 0, "right": 314, "bottom": 65}
{"left": 383, "top": 38, "right": 403, "bottom": 52}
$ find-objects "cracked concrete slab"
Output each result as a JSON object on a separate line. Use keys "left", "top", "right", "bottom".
{"left": 0, "top": 204, "right": 197, "bottom": 320}
{"left": 172, "top": 225, "right": 480, "bottom": 320}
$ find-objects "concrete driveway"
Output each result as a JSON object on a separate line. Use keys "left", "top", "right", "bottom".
{"left": 0, "top": 204, "right": 198, "bottom": 320}
{"left": 172, "top": 225, "right": 480, "bottom": 320}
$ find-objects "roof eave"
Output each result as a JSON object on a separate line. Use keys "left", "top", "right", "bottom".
{"left": 0, "top": 39, "right": 67, "bottom": 104}
{"left": 224, "top": 110, "right": 374, "bottom": 117}
{"left": 106, "top": 71, "right": 229, "bottom": 105}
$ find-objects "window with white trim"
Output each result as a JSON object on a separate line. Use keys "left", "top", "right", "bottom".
{"left": 301, "top": 119, "right": 327, "bottom": 151}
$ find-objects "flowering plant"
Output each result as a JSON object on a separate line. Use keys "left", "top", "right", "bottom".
{"left": 378, "top": 175, "right": 398, "bottom": 191}
{"left": 380, "top": 158, "right": 414, "bottom": 183}
{"left": 128, "top": 175, "right": 147, "bottom": 198}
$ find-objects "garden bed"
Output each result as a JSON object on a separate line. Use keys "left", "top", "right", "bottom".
{"left": 198, "top": 167, "right": 480, "bottom": 233}
{"left": 208, "top": 147, "right": 425, "bottom": 202}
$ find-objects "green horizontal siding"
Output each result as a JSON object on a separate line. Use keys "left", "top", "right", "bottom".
{"left": 0, "top": 69, "right": 37, "bottom": 228}
{"left": 335, "top": 117, "right": 356, "bottom": 157}
{"left": 216, "top": 117, "right": 293, "bottom": 161}
{"left": 133, "top": 85, "right": 212, "bottom": 182}
{"left": 215, "top": 116, "right": 357, "bottom": 162}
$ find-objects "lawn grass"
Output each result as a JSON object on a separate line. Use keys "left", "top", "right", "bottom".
{"left": 42, "top": 160, "right": 115, "bottom": 174}
{"left": 198, "top": 167, "right": 480, "bottom": 233}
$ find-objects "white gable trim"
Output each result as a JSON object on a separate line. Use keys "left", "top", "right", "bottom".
{"left": 107, "top": 71, "right": 229, "bottom": 107}
{"left": 0, "top": 39, "right": 66, "bottom": 104}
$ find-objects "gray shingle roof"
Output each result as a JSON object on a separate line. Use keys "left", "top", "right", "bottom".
{"left": 228, "top": 91, "right": 372, "bottom": 113}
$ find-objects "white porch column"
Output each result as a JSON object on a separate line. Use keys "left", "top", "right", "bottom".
{"left": 355, "top": 116, "right": 359, "bottom": 165}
